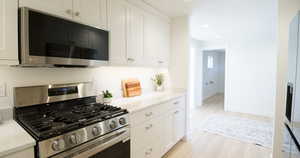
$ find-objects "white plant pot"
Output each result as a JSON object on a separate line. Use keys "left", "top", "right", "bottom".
{"left": 103, "top": 98, "right": 112, "bottom": 104}
{"left": 155, "top": 85, "right": 164, "bottom": 92}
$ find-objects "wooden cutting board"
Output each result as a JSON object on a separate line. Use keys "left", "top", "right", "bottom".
{"left": 122, "top": 79, "right": 142, "bottom": 97}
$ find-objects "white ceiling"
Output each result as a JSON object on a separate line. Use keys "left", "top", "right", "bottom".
{"left": 141, "top": 0, "right": 190, "bottom": 17}
{"left": 189, "top": 0, "right": 277, "bottom": 43}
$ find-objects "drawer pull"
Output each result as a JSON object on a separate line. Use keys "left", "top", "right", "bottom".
{"left": 173, "top": 101, "right": 180, "bottom": 105}
{"left": 174, "top": 111, "right": 180, "bottom": 114}
{"left": 145, "top": 112, "right": 153, "bottom": 117}
{"left": 145, "top": 124, "right": 153, "bottom": 130}
{"left": 145, "top": 148, "right": 153, "bottom": 155}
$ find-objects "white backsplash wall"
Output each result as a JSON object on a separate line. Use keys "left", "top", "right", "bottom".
{"left": 0, "top": 66, "right": 170, "bottom": 109}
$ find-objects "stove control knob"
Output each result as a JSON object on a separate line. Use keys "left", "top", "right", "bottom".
{"left": 109, "top": 120, "right": 117, "bottom": 129}
{"left": 119, "top": 118, "right": 126, "bottom": 125}
{"left": 92, "top": 126, "right": 101, "bottom": 136}
{"left": 69, "top": 134, "right": 77, "bottom": 145}
{"left": 52, "top": 139, "right": 65, "bottom": 151}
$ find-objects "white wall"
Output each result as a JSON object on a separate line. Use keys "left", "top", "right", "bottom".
{"left": 202, "top": 50, "right": 225, "bottom": 100}
{"left": 189, "top": 0, "right": 277, "bottom": 117}
{"left": 0, "top": 66, "right": 169, "bottom": 110}
{"left": 273, "top": 0, "right": 300, "bottom": 157}
{"left": 190, "top": 39, "right": 203, "bottom": 107}
{"left": 170, "top": 16, "right": 190, "bottom": 90}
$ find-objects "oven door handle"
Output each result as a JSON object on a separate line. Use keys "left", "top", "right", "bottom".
{"left": 52, "top": 127, "right": 130, "bottom": 158}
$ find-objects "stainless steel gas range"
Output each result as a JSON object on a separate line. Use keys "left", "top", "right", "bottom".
{"left": 13, "top": 82, "right": 130, "bottom": 158}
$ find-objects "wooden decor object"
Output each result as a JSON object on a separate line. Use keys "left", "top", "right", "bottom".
{"left": 122, "top": 79, "right": 142, "bottom": 97}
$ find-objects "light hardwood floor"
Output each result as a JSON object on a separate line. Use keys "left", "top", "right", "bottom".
{"left": 163, "top": 94, "right": 272, "bottom": 158}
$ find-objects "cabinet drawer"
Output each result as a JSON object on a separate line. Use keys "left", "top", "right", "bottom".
{"left": 130, "top": 107, "right": 156, "bottom": 126}
{"left": 131, "top": 119, "right": 156, "bottom": 150}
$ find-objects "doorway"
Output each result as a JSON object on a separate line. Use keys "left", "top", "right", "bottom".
{"left": 202, "top": 49, "right": 225, "bottom": 106}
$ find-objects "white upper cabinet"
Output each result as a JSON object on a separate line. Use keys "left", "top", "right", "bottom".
{"left": 0, "top": 0, "right": 18, "bottom": 65}
{"left": 19, "top": 0, "right": 73, "bottom": 19}
{"left": 126, "top": 4, "right": 144, "bottom": 66}
{"left": 19, "top": 0, "right": 108, "bottom": 30}
{"left": 143, "top": 12, "right": 170, "bottom": 67}
{"left": 73, "top": 0, "right": 107, "bottom": 29}
{"left": 109, "top": 0, "right": 127, "bottom": 65}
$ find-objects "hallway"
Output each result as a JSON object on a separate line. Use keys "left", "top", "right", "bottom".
{"left": 164, "top": 94, "right": 272, "bottom": 158}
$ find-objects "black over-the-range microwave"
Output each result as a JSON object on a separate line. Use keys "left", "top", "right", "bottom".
{"left": 18, "top": 7, "right": 109, "bottom": 67}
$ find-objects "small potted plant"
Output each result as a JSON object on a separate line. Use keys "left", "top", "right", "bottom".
{"left": 102, "top": 90, "right": 113, "bottom": 104}
{"left": 152, "top": 73, "right": 165, "bottom": 91}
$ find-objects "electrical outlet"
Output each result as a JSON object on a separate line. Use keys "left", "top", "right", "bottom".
{"left": 0, "top": 83, "right": 6, "bottom": 97}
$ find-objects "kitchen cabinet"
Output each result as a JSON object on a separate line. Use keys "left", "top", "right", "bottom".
{"left": 130, "top": 96, "right": 186, "bottom": 158}
{"left": 0, "top": 0, "right": 18, "bottom": 65}
{"left": 143, "top": 12, "right": 170, "bottom": 67}
{"left": 3, "top": 147, "right": 34, "bottom": 158}
{"left": 109, "top": 0, "right": 144, "bottom": 66}
{"left": 109, "top": 0, "right": 170, "bottom": 67}
{"left": 73, "top": 0, "right": 107, "bottom": 29}
{"left": 19, "top": 0, "right": 108, "bottom": 30}
{"left": 109, "top": 0, "right": 127, "bottom": 65}
{"left": 126, "top": 4, "right": 144, "bottom": 66}
{"left": 19, "top": 0, "right": 73, "bottom": 19}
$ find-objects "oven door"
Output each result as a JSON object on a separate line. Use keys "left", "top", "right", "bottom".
{"left": 52, "top": 127, "right": 130, "bottom": 158}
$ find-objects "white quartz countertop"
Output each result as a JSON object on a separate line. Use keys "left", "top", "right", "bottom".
{"left": 0, "top": 120, "right": 35, "bottom": 157}
{"left": 111, "top": 90, "right": 186, "bottom": 113}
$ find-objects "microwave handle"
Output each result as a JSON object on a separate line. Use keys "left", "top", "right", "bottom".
{"left": 286, "top": 82, "right": 294, "bottom": 122}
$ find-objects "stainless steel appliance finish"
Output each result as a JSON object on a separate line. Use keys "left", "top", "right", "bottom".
{"left": 51, "top": 126, "right": 130, "bottom": 158}
{"left": 14, "top": 82, "right": 95, "bottom": 107}
{"left": 39, "top": 115, "right": 129, "bottom": 158}
{"left": 284, "top": 11, "right": 300, "bottom": 157}
{"left": 18, "top": 7, "right": 109, "bottom": 67}
{"left": 14, "top": 82, "right": 130, "bottom": 158}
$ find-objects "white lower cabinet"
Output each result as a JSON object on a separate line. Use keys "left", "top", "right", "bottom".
{"left": 131, "top": 96, "right": 186, "bottom": 158}
{"left": 3, "top": 147, "right": 34, "bottom": 158}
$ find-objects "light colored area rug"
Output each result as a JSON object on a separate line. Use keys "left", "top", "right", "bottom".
{"left": 201, "top": 115, "right": 274, "bottom": 148}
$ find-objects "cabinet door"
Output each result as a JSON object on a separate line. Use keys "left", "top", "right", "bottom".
{"left": 73, "top": 0, "right": 107, "bottom": 29}
{"left": 173, "top": 108, "right": 185, "bottom": 143}
{"left": 157, "top": 20, "right": 170, "bottom": 67}
{"left": 3, "top": 147, "right": 34, "bottom": 158}
{"left": 0, "top": 0, "right": 18, "bottom": 65}
{"left": 144, "top": 13, "right": 170, "bottom": 67}
{"left": 126, "top": 4, "right": 144, "bottom": 66}
{"left": 143, "top": 12, "right": 159, "bottom": 66}
{"left": 109, "top": 0, "right": 127, "bottom": 65}
{"left": 161, "top": 112, "right": 174, "bottom": 154}
{"left": 19, "top": 0, "right": 73, "bottom": 19}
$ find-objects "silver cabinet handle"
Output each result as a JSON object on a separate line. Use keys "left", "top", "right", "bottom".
{"left": 66, "top": 9, "right": 72, "bottom": 15}
{"left": 174, "top": 110, "right": 179, "bottom": 114}
{"left": 75, "top": 12, "right": 80, "bottom": 16}
{"left": 145, "top": 148, "right": 152, "bottom": 155}
{"left": 145, "top": 112, "right": 153, "bottom": 117}
{"left": 145, "top": 124, "right": 153, "bottom": 130}
{"left": 127, "top": 58, "right": 135, "bottom": 62}
{"left": 158, "top": 61, "right": 164, "bottom": 64}
{"left": 173, "top": 101, "right": 180, "bottom": 105}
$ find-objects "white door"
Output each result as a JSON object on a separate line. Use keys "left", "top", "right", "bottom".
{"left": 202, "top": 51, "right": 219, "bottom": 99}
{"left": 0, "top": 0, "right": 18, "bottom": 64}
{"left": 19, "top": 0, "right": 73, "bottom": 19}
{"left": 109, "top": 0, "right": 127, "bottom": 65}
{"left": 73, "top": 0, "right": 107, "bottom": 29}
{"left": 126, "top": 4, "right": 144, "bottom": 66}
